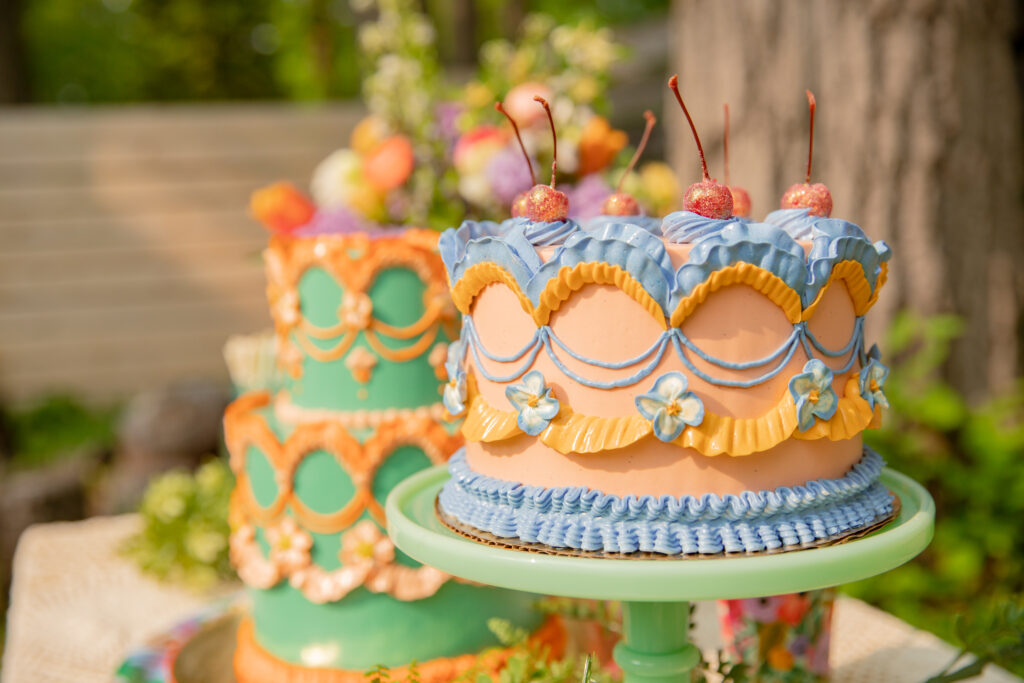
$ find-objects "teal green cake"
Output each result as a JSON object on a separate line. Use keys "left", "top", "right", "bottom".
{"left": 226, "top": 229, "right": 549, "bottom": 682}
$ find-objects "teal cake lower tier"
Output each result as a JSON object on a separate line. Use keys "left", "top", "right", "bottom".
{"left": 225, "top": 392, "right": 545, "bottom": 679}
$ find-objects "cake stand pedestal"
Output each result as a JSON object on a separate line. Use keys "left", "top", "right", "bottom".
{"left": 386, "top": 467, "right": 934, "bottom": 683}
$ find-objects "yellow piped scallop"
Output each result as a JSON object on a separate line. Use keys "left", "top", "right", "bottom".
{"left": 802, "top": 260, "right": 884, "bottom": 321}
{"left": 671, "top": 263, "right": 803, "bottom": 327}
{"left": 450, "top": 261, "right": 534, "bottom": 318}
{"left": 534, "top": 262, "right": 668, "bottom": 329}
{"left": 460, "top": 371, "right": 879, "bottom": 457}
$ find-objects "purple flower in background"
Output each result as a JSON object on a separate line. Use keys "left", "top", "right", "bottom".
{"left": 486, "top": 146, "right": 534, "bottom": 205}
{"left": 293, "top": 207, "right": 375, "bottom": 237}
{"left": 435, "top": 101, "right": 465, "bottom": 151}
{"left": 565, "top": 174, "right": 612, "bottom": 221}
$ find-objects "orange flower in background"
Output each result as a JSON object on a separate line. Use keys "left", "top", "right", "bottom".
{"left": 505, "top": 82, "right": 552, "bottom": 126}
{"left": 364, "top": 136, "right": 415, "bottom": 192}
{"left": 250, "top": 182, "right": 316, "bottom": 234}
{"left": 777, "top": 593, "right": 810, "bottom": 626}
{"left": 767, "top": 645, "right": 795, "bottom": 671}
{"left": 350, "top": 116, "right": 388, "bottom": 155}
{"left": 578, "top": 116, "right": 627, "bottom": 176}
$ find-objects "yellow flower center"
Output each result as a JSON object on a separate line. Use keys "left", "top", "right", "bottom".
{"left": 869, "top": 379, "right": 879, "bottom": 392}
{"left": 527, "top": 395, "right": 539, "bottom": 408}
{"left": 808, "top": 390, "right": 820, "bottom": 404}
{"left": 666, "top": 401, "right": 681, "bottom": 417}
{"left": 358, "top": 541, "right": 374, "bottom": 559}
{"left": 278, "top": 536, "right": 292, "bottom": 550}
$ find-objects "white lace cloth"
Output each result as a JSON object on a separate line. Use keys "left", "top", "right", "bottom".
{"left": 0, "top": 516, "right": 1018, "bottom": 683}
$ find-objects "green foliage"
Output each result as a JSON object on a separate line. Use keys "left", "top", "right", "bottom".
{"left": 925, "top": 600, "right": 1024, "bottom": 683}
{"left": 2, "top": 394, "right": 117, "bottom": 469}
{"left": 122, "top": 459, "right": 236, "bottom": 590}
{"left": 845, "top": 312, "right": 1024, "bottom": 675}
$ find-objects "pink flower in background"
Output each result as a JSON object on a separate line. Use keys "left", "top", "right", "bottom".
{"left": 486, "top": 146, "right": 534, "bottom": 205}
{"left": 739, "top": 596, "right": 784, "bottom": 623}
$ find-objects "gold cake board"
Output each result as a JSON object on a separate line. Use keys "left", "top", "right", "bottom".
{"left": 436, "top": 491, "right": 901, "bottom": 560}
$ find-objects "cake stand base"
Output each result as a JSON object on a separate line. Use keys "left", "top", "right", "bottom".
{"left": 386, "top": 467, "right": 934, "bottom": 682}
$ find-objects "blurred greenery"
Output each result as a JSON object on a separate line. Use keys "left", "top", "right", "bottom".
{"left": 846, "top": 312, "right": 1024, "bottom": 676}
{"left": 1, "top": 394, "right": 117, "bottom": 469}
{"left": 16, "top": 0, "right": 668, "bottom": 104}
{"left": 121, "top": 459, "right": 235, "bottom": 590}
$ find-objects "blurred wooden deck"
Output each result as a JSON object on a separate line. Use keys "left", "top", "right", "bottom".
{"left": 0, "top": 103, "right": 361, "bottom": 402}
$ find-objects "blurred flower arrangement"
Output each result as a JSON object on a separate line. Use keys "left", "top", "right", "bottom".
{"left": 122, "top": 460, "right": 235, "bottom": 590}
{"left": 251, "top": 0, "right": 681, "bottom": 235}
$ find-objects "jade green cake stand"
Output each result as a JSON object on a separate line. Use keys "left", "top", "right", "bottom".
{"left": 387, "top": 466, "right": 934, "bottom": 683}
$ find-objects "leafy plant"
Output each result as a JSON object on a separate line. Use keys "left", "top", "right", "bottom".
{"left": 925, "top": 601, "right": 1024, "bottom": 683}
{"left": 845, "top": 312, "right": 1024, "bottom": 676}
{"left": 121, "top": 459, "right": 235, "bottom": 590}
{"left": 1, "top": 394, "right": 117, "bottom": 469}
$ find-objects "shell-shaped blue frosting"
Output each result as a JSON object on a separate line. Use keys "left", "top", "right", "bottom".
{"left": 506, "top": 216, "right": 581, "bottom": 246}
{"left": 438, "top": 448, "right": 894, "bottom": 555}
{"left": 442, "top": 219, "right": 544, "bottom": 288}
{"left": 528, "top": 223, "right": 676, "bottom": 312}
{"left": 586, "top": 214, "right": 663, "bottom": 236}
{"left": 661, "top": 210, "right": 738, "bottom": 243}
{"left": 674, "top": 220, "right": 808, "bottom": 303}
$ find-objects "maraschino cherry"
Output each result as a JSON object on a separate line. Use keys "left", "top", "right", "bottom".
{"left": 667, "top": 75, "right": 733, "bottom": 219}
{"left": 723, "top": 103, "right": 751, "bottom": 218}
{"left": 494, "top": 101, "right": 535, "bottom": 218}
{"left": 516, "top": 95, "right": 569, "bottom": 222}
{"left": 602, "top": 110, "right": 656, "bottom": 216}
{"left": 780, "top": 90, "right": 832, "bottom": 217}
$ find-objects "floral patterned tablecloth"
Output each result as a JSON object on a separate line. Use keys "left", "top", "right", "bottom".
{"left": 1, "top": 515, "right": 1019, "bottom": 683}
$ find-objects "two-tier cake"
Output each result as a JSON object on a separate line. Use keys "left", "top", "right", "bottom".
{"left": 225, "top": 182, "right": 560, "bottom": 681}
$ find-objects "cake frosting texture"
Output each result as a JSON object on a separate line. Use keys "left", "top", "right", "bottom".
{"left": 436, "top": 210, "right": 895, "bottom": 554}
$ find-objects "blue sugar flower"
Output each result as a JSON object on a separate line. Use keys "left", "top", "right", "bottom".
{"left": 859, "top": 345, "right": 890, "bottom": 410}
{"left": 789, "top": 359, "right": 839, "bottom": 432}
{"left": 635, "top": 372, "right": 705, "bottom": 442}
{"left": 505, "top": 371, "right": 560, "bottom": 436}
{"left": 442, "top": 339, "right": 468, "bottom": 416}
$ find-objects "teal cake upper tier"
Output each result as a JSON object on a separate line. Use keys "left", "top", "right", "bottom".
{"left": 266, "top": 229, "right": 458, "bottom": 412}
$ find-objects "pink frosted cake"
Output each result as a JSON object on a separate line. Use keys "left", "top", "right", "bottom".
{"left": 435, "top": 82, "right": 895, "bottom": 556}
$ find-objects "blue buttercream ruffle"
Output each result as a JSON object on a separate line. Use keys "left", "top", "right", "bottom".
{"left": 586, "top": 214, "right": 663, "bottom": 236}
{"left": 506, "top": 216, "right": 581, "bottom": 246}
{"left": 438, "top": 448, "right": 894, "bottom": 555}
{"left": 439, "top": 210, "right": 889, "bottom": 319}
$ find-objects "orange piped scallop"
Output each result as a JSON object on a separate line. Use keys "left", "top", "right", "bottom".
{"left": 234, "top": 615, "right": 567, "bottom": 683}
{"left": 802, "top": 259, "right": 884, "bottom": 321}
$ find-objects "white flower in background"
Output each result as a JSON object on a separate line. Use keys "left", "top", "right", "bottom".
{"left": 788, "top": 359, "right": 839, "bottom": 431}
{"left": 635, "top": 372, "right": 705, "bottom": 442}
{"left": 311, "top": 149, "right": 363, "bottom": 210}
{"left": 506, "top": 371, "right": 560, "bottom": 436}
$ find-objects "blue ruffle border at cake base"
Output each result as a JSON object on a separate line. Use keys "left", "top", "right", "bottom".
{"left": 437, "top": 448, "right": 895, "bottom": 556}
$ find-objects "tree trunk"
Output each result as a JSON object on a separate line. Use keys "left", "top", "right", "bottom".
{"left": 667, "top": 0, "right": 1023, "bottom": 402}
{"left": 0, "top": 0, "right": 29, "bottom": 102}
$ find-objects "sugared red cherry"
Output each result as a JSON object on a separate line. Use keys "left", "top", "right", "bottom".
{"left": 602, "top": 192, "right": 640, "bottom": 216}
{"left": 722, "top": 103, "right": 751, "bottom": 218}
{"left": 511, "top": 190, "right": 530, "bottom": 217}
{"left": 517, "top": 95, "right": 569, "bottom": 222}
{"left": 729, "top": 186, "right": 752, "bottom": 218}
{"left": 781, "top": 90, "right": 832, "bottom": 217}
{"left": 668, "top": 75, "right": 733, "bottom": 219}
{"left": 602, "top": 110, "right": 656, "bottom": 216}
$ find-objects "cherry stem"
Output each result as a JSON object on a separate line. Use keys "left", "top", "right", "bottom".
{"left": 723, "top": 103, "right": 731, "bottom": 187}
{"left": 533, "top": 95, "right": 558, "bottom": 189}
{"left": 495, "top": 101, "right": 535, "bottom": 186}
{"left": 805, "top": 89, "right": 816, "bottom": 184}
{"left": 668, "top": 75, "right": 711, "bottom": 183}
{"left": 617, "top": 110, "right": 656, "bottom": 193}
